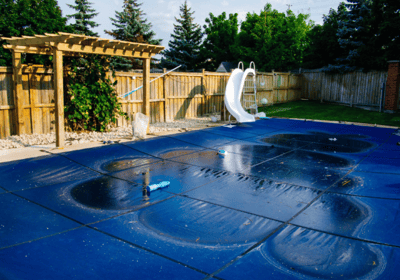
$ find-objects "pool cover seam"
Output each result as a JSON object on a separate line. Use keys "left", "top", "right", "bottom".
{"left": 85, "top": 225, "right": 223, "bottom": 279}
{"left": 1, "top": 191, "right": 221, "bottom": 276}
{"left": 0, "top": 225, "right": 87, "bottom": 251}
{"left": 3, "top": 190, "right": 225, "bottom": 278}
{"left": 347, "top": 170, "right": 400, "bottom": 176}
{"left": 0, "top": 190, "right": 175, "bottom": 248}
{"left": 172, "top": 192, "right": 400, "bottom": 249}
{"left": 203, "top": 126, "right": 287, "bottom": 140}
{"left": 160, "top": 153, "right": 400, "bottom": 203}
{"left": 231, "top": 169, "right": 400, "bottom": 201}
{"left": 40, "top": 149, "right": 169, "bottom": 187}
{"left": 163, "top": 134, "right": 239, "bottom": 150}
{"left": 158, "top": 139, "right": 311, "bottom": 177}
{"left": 0, "top": 194, "right": 217, "bottom": 279}
{"left": 10, "top": 144, "right": 237, "bottom": 196}
{"left": 1, "top": 157, "right": 235, "bottom": 276}
{"left": 203, "top": 130, "right": 392, "bottom": 280}
{"left": 118, "top": 141, "right": 211, "bottom": 162}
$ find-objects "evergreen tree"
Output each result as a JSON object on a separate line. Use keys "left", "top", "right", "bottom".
{"left": 0, "top": 0, "right": 70, "bottom": 66}
{"left": 105, "top": 0, "right": 161, "bottom": 70}
{"left": 374, "top": 0, "right": 400, "bottom": 62}
{"left": 200, "top": 12, "right": 239, "bottom": 71}
{"left": 67, "top": 0, "right": 99, "bottom": 36}
{"left": 105, "top": 0, "right": 161, "bottom": 44}
{"left": 332, "top": 0, "right": 400, "bottom": 71}
{"left": 330, "top": 0, "right": 375, "bottom": 72}
{"left": 160, "top": 1, "right": 203, "bottom": 71}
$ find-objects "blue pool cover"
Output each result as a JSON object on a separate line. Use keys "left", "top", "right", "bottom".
{"left": 1, "top": 118, "right": 400, "bottom": 279}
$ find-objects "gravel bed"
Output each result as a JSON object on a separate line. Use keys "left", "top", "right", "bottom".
{"left": 0, "top": 116, "right": 222, "bottom": 150}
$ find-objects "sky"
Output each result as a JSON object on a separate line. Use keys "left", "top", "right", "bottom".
{"left": 57, "top": 0, "right": 346, "bottom": 50}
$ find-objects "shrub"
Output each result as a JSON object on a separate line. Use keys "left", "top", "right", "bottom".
{"left": 64, "top": 55, "right": 127, "bottom": 132}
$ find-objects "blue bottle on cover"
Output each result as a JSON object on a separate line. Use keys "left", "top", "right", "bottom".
{"left": 146, "top": 181, "right": 170, "bottom": 193}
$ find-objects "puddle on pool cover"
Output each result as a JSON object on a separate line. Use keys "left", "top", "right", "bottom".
{"left": 262, "top": 132, "right": 374, "bottom": 153}
{"left": 261, "top": 226, "right": 386, "bottom": 279}
{"left": 102, "top": 158, "right": 155, "bottom": 172}
{"left": 138, "top": 197, "right": 280, "bottom": 245}
{"left": 71, "top": 177, "right": 146, "bottom": 210}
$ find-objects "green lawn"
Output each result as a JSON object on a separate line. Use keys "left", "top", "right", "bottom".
{"left": 258, "top": 100, "right": 400, "bottom": 127}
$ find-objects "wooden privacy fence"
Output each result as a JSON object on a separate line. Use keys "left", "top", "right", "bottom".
{"left": 256, "top": 72, "right": 302, "bottom": 105}
{"left": 301, "top": 71, "right": 388, "bottom": 107}
{"left": 113, "top": 70, "right": 302, "bottom": 126}
{"left": 0, "top": 66, "right": 302, "bottom": 138}
{"left": 0, "top": 66, "right": 55, "bottom": 138}
{"left": 113, "top": 70, "right": 230, "bottom": 126}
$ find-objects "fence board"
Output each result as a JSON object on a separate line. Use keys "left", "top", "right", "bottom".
{"left": 301, "top": 71, "right": 388, "bottom": 107}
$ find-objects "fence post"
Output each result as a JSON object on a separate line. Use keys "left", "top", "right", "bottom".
{"left": 162, "top": 68, "right": 167, "bottom": 122}
{"left": 271, "top": 69, "right": 275, "bottom": 103}
{"left": 28, "top": 70, "right": 37, "bottom": 134}
{"left": 201, "top": 69, "right": 205, "bottom": 117}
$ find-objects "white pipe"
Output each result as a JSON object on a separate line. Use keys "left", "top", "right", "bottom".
{"left": 119, "top": 65, "right": 182, "bottom": 98}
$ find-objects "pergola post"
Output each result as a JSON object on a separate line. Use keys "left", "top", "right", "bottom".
{"left": 143, "top": 58, "right": 151, "bottom": 117}
{"left": 53, "top": 48, "right": 64, "bottom": 148}
{"left": 143, "top": 58, "right": 151, "bottom": 133}
{"left": 12, "top": 51, "right": 24, "bottom": 135}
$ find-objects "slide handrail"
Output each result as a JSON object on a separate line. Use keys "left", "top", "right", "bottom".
{"left": 249, "top": 61, "right": 256, "bottom": 71}
{"left": 237, "top": 62, "right": 244, "bottom": 71}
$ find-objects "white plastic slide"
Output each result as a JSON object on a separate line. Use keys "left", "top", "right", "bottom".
{"left": 224, "top": 65, "right": 256, "bottom": 123}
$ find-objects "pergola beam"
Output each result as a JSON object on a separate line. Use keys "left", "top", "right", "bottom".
{"left": 54, "top": 43, "right": 160, "bottom": 58}
{"left": 7, "top": 35, "right": 72, "bottom": 46}
{"left": 4, "top": 45, "right": 53, "bottom": 55}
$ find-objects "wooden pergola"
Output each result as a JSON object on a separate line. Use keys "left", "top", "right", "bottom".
{"left": 1, "top": 32, "right": 164, "bottom": 148}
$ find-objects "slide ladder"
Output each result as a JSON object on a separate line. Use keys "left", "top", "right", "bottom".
{"left": 223, "top": 62, "right": 257, "bottom": 123}
{"left": 242, "top": 61, "right": 258, "bottom": 115}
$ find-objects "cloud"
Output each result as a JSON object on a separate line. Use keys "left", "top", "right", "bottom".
{"left": 237, "top": 11, "right": 248, "bottom": 22}
{"left": 149, "top": 13, "right": 176, "bottom": 32}
{"left": 147, "top": 0, "right": 190, "bottom": 33}
{"left": 222, "top": 0, "right": 228, "bottom": 6}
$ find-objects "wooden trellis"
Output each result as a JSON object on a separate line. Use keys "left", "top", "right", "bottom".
{"left": 1, "top": 32, "right": 164, "bottom": 148}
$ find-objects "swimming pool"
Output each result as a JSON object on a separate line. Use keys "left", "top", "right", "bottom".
{"left": 1, "top": 118, "right": 399, "bottom": 279}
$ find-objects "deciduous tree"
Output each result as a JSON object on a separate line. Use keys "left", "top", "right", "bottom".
{"left": 0, "top": 0, "right": 70, "bottom": 66}
{"left": 302, "top": 3, "right": 347, "bottom": 69}
{"left": 200, "top": 12, "right": 239, "bottom": 71}
{"left": 237, "top": 4, "right": 312, "bottom": 72}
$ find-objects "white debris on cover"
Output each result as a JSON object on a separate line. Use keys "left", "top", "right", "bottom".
{"left": 255, "top": 112, "right": 266, "bottom": 118}
{"left": 0, "top": 115, "right": 222, "bottom": 150}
